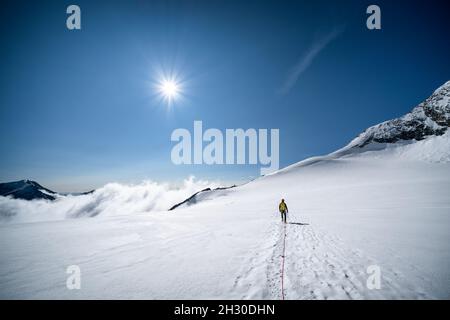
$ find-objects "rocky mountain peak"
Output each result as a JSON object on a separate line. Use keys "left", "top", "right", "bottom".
{"left": 348, "top": 81, "right": 450, "bottom": 148}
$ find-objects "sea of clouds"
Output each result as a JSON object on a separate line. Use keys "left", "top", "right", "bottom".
{"left": 0, "top": 177, "right": 222, "bottom": 224}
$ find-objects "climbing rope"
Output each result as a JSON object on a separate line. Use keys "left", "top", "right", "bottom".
{"left": 280, "top": 222, "right": 287, "bottom": 300}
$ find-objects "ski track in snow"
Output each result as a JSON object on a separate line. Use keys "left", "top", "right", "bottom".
{"left": 233, "top": 213, "right": 433, "bottom": 300}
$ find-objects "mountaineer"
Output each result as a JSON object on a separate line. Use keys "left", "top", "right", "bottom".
{"left": 279, "top": 199, "right": 288, "bottom": 223}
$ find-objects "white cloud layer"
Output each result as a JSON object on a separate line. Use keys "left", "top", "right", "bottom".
{"left": 0, "top": 177, "right": 221, "bottom": 224}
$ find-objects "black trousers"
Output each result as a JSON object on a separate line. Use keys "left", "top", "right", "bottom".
{"left": 280, "top": 210, "right": 287, "bottom": 223}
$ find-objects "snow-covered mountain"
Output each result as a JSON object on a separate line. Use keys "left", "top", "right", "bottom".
{"left": 0, "top": 180, "right": 57, "bottom": 201}
{"left": 0, "top": 82, "right": 449, "bottom": 299}
{"left": 171, "top": 81, "right": 450, "bottom": 210}
{"left": 268, "top": 80, "right": 450, "bottom": 176}
{"left": 0, "top": 179, "right": 95, "bottom": 201}
{"left": 348, "top": 80, "right": 450, "bottom": 148}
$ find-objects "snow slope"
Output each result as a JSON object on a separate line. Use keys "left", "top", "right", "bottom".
{"left": 1, "top": 144, "right": 448, "bottom": 299}
{"left": 0, "top": 83, "right": 449, "bottom": 299}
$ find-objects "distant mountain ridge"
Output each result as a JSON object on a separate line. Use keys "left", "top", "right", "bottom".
{"left": 169, "top": 185, "right": 236, "bottom": 211}
{"left": 0, "top": 180, "right": 94, "bottom": 201}
{"left": 0, "top": 180, "right": 57, "bottom": 201}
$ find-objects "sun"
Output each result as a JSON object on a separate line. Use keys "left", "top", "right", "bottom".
{"left": 157, "top": 78, "right": 181, "bottom": 105}
{"left": 160, "top": 80, "right": 179, "bottom": 97}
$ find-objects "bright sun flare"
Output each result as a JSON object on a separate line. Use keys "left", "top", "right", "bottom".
{"left": 158, "top": 79, "right": 180, "bottom": 104}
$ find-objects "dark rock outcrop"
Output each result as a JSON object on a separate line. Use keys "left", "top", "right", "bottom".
{"left": 169, "top": 185, "right": 236, "bottom": 211}
{"left": 349, "top": 81, "right": 450, "bottom": 148}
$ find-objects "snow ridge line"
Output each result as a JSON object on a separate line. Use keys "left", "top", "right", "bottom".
{"left": 281, "top": 223, "right": 287, "bottom": 300}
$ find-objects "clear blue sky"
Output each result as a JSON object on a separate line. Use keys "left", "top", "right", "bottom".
{"left": 0, "top": 0, "right": 449, "bottom": 191}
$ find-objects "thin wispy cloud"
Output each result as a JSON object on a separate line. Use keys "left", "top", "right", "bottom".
{"left": 279, "top": 27, "right": 344, "bottom": 95}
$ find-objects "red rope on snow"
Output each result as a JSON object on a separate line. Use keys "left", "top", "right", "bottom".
{"left": 281, "top": 223, "right": 287, "bottom": 300}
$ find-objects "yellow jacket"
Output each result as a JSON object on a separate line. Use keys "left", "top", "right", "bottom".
{"left": 279, "top": 201, "right": 288, "bottom": 212}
